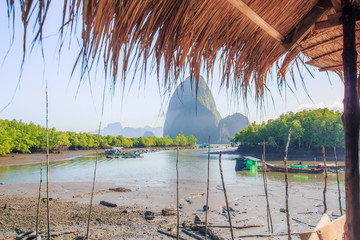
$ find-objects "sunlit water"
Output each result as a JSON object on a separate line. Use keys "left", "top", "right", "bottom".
{"left": 0, "top": 148, "right": 344, "bottom": 189}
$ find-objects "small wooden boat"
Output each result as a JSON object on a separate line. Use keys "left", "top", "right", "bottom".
{"left": 265, "top": 163, "right": 324, "bottom": 174}
{"left": 105, "top": 146, "right": 123, "bottom": 158}
{"left": 235, "top": 156, "right": 260, "bottom": 171}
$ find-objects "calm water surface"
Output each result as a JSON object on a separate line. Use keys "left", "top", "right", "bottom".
{"left": 0, "top": 148, "right": 344, "bottom": 188}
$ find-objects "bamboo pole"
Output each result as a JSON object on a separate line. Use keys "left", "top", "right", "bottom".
{"left": 262, "top": 142, "right": 273, "bottom": 233}
{"left": 86, "top": 122, "right": 102, "bottom": 239}
{"left": 333, "top": 147, "right": 343, "bottom": 215}
{"left": 219, "top": 152, "right": 234, "bottom": 240}
{"left": 35, "top": 152, "right": 44, "bottom": 239}
{"left": 204, "top": 136, "right": 210, "bottom": 240}
{"left": 86, "top": 81, "right": 107, "bottom": 239}
{"left": 45, "top": 80, "right": 51, "bottom": 240}
{"left": 176, "top": 147, "right": 180, "bottom": 240}
{"left": 35, "top": 83, "right": 47, "bottom": 239}
{"left": 322, "top": 146, "right": 327, "bottom": 214}
{"left": 284, "top": 127, "right": 292, "bottom": 240}
{"left": 342, "top": 2, "right": 360, "bottom": 239}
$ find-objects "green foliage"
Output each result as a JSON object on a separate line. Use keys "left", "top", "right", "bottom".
{"left": 0, "top": 119, "right": 198, "bottom": 155}
{"left": 230, "top": 108, "right": 344, "bottom": 149}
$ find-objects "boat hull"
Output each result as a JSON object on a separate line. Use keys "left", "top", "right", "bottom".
{"left": 265, "top": 163, "right": 324, "bottom": 174}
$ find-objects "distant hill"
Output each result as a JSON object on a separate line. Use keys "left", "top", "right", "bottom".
{"left": 163, "top": 76, "right": 249, "bottom": 143}
{"left": 218, "top": 113, "right": 249, "bottom": 143}
{"left": 90, "top": 122, "right": 163, "bottom": 138}
{"left": 119, "top": 126, "right": 163, "bottom": 138}
{"left": 94, "top": 122, "right": 123, "bottom": 136}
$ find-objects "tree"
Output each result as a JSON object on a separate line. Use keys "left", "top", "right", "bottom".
{"left": 174, "top": 132, "right": 188, "bottom": 146}
{"left": 229, "top": 108, "right": 344, "bottom": 149}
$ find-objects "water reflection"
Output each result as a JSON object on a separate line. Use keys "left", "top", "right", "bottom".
{"left": 0, "top": 149, "right": 344, "bottom": 187}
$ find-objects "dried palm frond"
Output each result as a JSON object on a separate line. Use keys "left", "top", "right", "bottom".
{"left": 6, "top": 0, "right": 352, "bottom": 101}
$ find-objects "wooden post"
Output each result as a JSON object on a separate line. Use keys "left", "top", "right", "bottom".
{"left": 176, "top": 147, "right": 180, "bottom": 240}
{"left": 46, "top": 80, "right": 51, "bottom": 240}
{"left": 219, "top": 152, "right": 234, "bottom": 240}
{"left": 205, "top": 136, "right": 211, "bottom": 240}
{"left": 334, "top": 147, "right": 343, "bottom": 215}
{"left": 322, "top": 146, "right": 327, "bottom": 214}
{"left": 262, "top": 142, "right": 273, "bottom": 233}
{"left": 342, "top": 1, "right": 360, "bottom": 239}
{"left": 86, "top": 121, "right": 102, "bottom": 239}
{"left": 284, "top": 127, "right": 292, "bottom": 240}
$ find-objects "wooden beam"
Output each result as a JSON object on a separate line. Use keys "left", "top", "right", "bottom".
{"left": 226, "top": 0, "right": 284, "bottom": 42}
{"left": 315, "top": 12, "right": 342, "bottom": 30}
{"left": 283, "top": 0, "right": 333, "bottom": 50}
{"left": 301, "top": 28, "right": 360, "bottom": 54}
{"left": 315, "top": 12, "right": 360, "bottom": 30}
{"left": 319, "top": 61, "right": 360, "bottom": 71}
{"left": 306, "top": 43, "right": 360, "bottom": 65}
{"left": 302, "top": 35, "right": 343, "bottom": 53}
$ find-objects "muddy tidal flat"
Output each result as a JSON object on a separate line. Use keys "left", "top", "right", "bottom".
{"left": 0, "top": 149, "right": 345, "bottom": 239}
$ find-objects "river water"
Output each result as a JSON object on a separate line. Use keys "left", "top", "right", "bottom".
{"left": 0, "top": 147, "right": 343, "bottom": 188}
{"left": 0, "top": 147, "right": 346, "bottom": 238}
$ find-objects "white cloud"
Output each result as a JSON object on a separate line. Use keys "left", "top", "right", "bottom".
{"left": 296, "top": 101, "right": 343, "bottom": 113}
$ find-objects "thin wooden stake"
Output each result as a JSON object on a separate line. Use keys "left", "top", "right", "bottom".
{"left": 334, "top": 147, "right": 343, "bottom": 215}
{"left": 262, "top": 142, "right": 273, "bottom": 233}
{"left": 204, "top": 136, "right": 210, "bottom": 240}
{"left": 46, "top": 80, "right": 51, "bottom": 240}
{"left": 176, "top": 146, "right": 180, "bottom": 240}
{"left": 86, "top": 78, "right": 107, "bottom": 239}
{"left": 158, "top": 230, "right": 186, "bottom": 240}
{"left": 35, "top": 82, "right": 47, "bottom": 239}
{"left": 322, "top": 146, "right": 328, "bottom": 213}
{"left": 86, "top": 122, "right": 102, "bottom": 239}
{"left": 284, "top": 127, "right": 292, "bottom": 240}
{"left": 182, "top": 229, "right": 204, "bottom": 240}
{"left": 219, "top": 152, "right": 234, "bottom": 240}
{"left": 35, "top": 154, "right": 44, "bottom": 239}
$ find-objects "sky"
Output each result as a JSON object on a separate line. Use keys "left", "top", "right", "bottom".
{"left": 0, "top": 2, "right": 344, "bottom": 133}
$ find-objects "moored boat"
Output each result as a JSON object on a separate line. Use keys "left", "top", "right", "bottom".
{"left": 235, "top": 156, "right": 260, "bottom": 171}
{"left": 265, "top": 163, "right": 324, "bottom": 174}
{"left": 105, "top": 146, "right": 123, "bottom": 158}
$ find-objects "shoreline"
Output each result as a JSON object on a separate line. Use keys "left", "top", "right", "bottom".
{"left": 0, "top": 150, "right": 98, "bottom": 167}
{"left": 0, "top": 146, "right": 197, "bottom": 167}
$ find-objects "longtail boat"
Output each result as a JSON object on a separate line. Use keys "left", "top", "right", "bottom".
{"left": 265, "top": 163, "right": 324, "bottom": 174}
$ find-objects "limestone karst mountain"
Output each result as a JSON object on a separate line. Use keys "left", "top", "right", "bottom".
{"left": 164, "top": 76, "right": 249, "bottom": 143}
{"left": 91, "top": 123, "right": 163, "bottom": 138}
{"left": 218, "top": 113, "right": 250, "bottom": 143}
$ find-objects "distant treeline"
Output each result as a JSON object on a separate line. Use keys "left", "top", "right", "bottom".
{"left": 0, "top": 119, "right": 197, "bottom": 155}
{"left": 230, "top": 108, "right": 344, "bottom": 149}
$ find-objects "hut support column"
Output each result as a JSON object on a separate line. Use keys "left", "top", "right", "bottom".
{"left": 342, "top": 1, "right": 360, "bottom": 239}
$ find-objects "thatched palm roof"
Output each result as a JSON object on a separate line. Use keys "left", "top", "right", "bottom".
{"left": 6, "top": 1, "right": 360, "bottom": 239}
{"left": 9, "top": 0, "right": 359, "bottom": 98}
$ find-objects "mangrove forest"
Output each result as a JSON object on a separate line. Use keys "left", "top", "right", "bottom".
{"left": 230, "top": 108, "right": 344, "bottom": 150}
{"left": 0, "top": 119, "right": 197, "bottom": 155}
